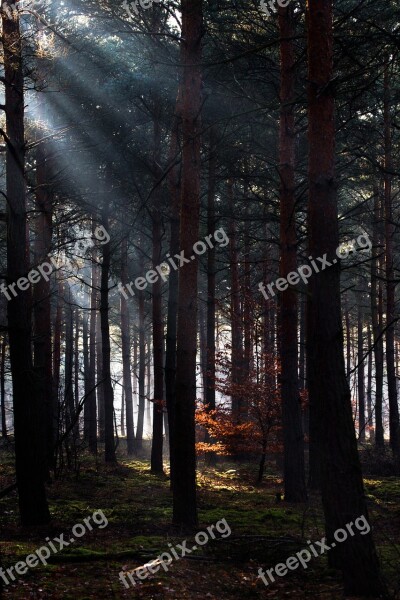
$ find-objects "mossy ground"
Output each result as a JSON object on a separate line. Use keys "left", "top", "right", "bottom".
{"left": 0, "top": 447, "right": 399, "bottom": 599}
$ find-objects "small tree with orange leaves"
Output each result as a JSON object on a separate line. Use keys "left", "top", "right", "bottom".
{"left": 196, "top": 352, "right": 282, "bottom": 483}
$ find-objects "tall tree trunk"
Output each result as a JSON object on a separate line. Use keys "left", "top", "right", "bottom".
{"left": 366, "top": 323, "right": 374, "bottom": 441}
{"left": 357, "top": 304, "right": 366, "bottom": 442}
{"left": 0, "top": 336, "right": 7, "bottom": 437}
{"left": 205, "top": 128, "right": 217, "bottom": 465}
{"left": 136, "top": 252, "right": 146, "bottom": 450}
{"left": 33, "top": 134, "right": 53, "bottom": 469}
{"left": 87, "top": 262, "right": 98, "bottom": 454}
{"left": 371, "top": 186, "right": 384, "bottom": 447}
{"left": 172, "top": 0, "right": 203, "bottom": 530}
{"left": 165, "top": 104, "right": 181, "bottom": 484}
{"left": 83, "top": 311, "right": 90, "bottom": 440}
{"left": 150, "top": 117, "right": 165, "bottom": 474}
{"left": 100, "top": 210, "right": 116, "bottom": 463}
{"left": 120, "top": 237, "right": 135, "bottom": 455}
{"left": 383, "top": 58, "right": 400, "bottom": 458}
{"left": 96, "top": 311, "right": 105, "bottom": 443}
{"left": 278, "top": 2, "right": 306, "bottom": 503}
{"left": 53, "top": 281, "right": 62, "bottom": 450}
{"left": 306, "top": 1, "right": 388, "bottom": 595}
{"left": 228, "top": 180, "right": 243, "bottom": 421}
{"left": 2, "top": 2, "right": 50, "bottom": 525}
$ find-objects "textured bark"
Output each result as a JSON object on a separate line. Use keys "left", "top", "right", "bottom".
{"left": 2, "top": 2, "right": 50, "bottom": 525}
{"left": 205, "top": 129, "right": 216, "bottom": 417}
{"left": 33, "top": 136, "right": 53, "bottom": 468}
{"left": 278, "top": 3, "right": 306, "bottom": 503}
{"left": 371, "top": 187, "right": 384, "bottom": 447}
{"left": 366, "top": 324, "right": 374, "bottom": 441}
{"left": 53, "top": 282, "right": 62, "bottom": 446}
{"left": 357, "top": 305, "right": 366, "bottom": 442}
{"left": 120, "top": 237, "right": 135, "bottom": 455}
{"left": 150, "top": 118, "right": 164, "bottom": 474}
{"left": 135, "top": 252, "right": 146, "bottom": 450}
{"left": 96, "top": 310, "right": 105, "bottom": 443}
{"left": 172, "top": 0, "right": 203, "bottom": 529}
{"left": 100, "top": 210, "right": 116, "bottom": 463}
{"left": 0, "top": 336, "right": 7, "bottom": 437}
{"left": 306, "top": 1, "right": 388, "bottom": 595}
{"left": 165, "top": 107, "right": 181, "bottom": 483}
{"left": 88, "top": 263, "right": 98, "bottom": 453}
{"left": 383, "top": 59, "right": 400, "bottom": 458}
{"left": 228, "top": 180, "right": 243, "bottom": 421}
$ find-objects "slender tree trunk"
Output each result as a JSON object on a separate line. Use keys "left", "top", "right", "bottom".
{"left": 306, "top": 2, "right": 388, "bottom": 595}
{"left": 53, "top": 282, "right": 62, "bottom": 449}
{"left": 165, "top": 99, "right": 182, "bottom": 484}
{"left": 100, "top": 210, "right": 116, "bottom": 463}
{"left": 120, "top": 237, "right": 135, "bottom": 455}
{"left": 136, "top": 253, "right": 146, "bottom": 450}
{"left": 205, "top": 129, "right": 216, "bottom": 465}
{"left": 357, "top": 304, "right": 366, "bottom": 442}
{"left": 366, "top": 324, "right": 374, "bottom": 441}
{"left": 383, "top": 58, "right": 400, "bottom": 458}
{"left": 228, "top": 180, "right": 243, "bottom": 421}
{"left": 97, "top": 311, "right": 105, "bottom": 443}
{"left": 278, "top": 2, "right": 306, "bottom": 503}
{"left": 83, "top": 311, "right": 90, "bottom": 440}
{"left": 33, "top": 134, "right": 53, "bottom": 469}
{"left": 88, "top": 263, "right": 98, "bottom": 453}
{"left": 2, "top": 2, "right": 50, "bottom": 525}
{"left": 0, "top": 336, "right": 7, "bottom": 437}
{"left": 371, "top": 187, "right": 384, "bottom": 447}
{"left": 172, "top": 0, "right": 203, "bottom": 530}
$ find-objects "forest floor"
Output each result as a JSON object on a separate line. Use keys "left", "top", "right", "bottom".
{"left": 0, "top": 444, "right": 399, "bottom": 599}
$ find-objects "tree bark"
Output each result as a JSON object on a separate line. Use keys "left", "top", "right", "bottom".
{"left": 120, "top": 237, "right": 135, "bottom": 455}
{"left": 306, "top": 1, "right": 388, "bottom": 595}
{"left": 371, "top": 186, "right": 384, "bottom": 448}
{"left": 2, "top": 2, "right": 50, "bottom": 525}
{"left": 278, "top": 2, "right": 306, "bottom": 503}
{"left": 172, "top": 0, "right": 203, "bottom": 530}
{"left": 383, "top": 58, "right": 400, "bottom": 458}
{"left": 357, "top": 304, "right": 366, "bottom": 442}
{"left": 100, "top": 210, "right": 116, "bottom": 463}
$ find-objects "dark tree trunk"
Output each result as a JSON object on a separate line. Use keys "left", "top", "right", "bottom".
{"left": 366, "top": 324, "right": 374, "bottom": 441}
{"left": 228, "top": 180, "right": 243, "bottom": 421}
{"left": 357, "top": 305, "right": 366, "bottom": 443}
{"left": 371, "top": 187, "right": 384, "bottom": 448}
{"left": 87, "top": 263, "right": 98, "bottom": 454}
{"left": 0, "top": 336, "right": 7, "bottom": 437}
{"left": 96, "top": 311, "right": 105, "bottom": 443}
{"left": 53, "top": 282, "right": 62, "bottom": 448}
{"left": 306, "top": 1, "right": 388, "bottom": 595}
{"left": 2, "top": 2, "right": 50, "bottom": 525}
{"left": 83, "top": 311, "right": 90, "bottom": 440}
{"left": 33, "top": 135, "right": 53, "bottom": 469}
{"left": 172, "top": 0, "right": 203, "bottom": 530}
{"left": 165, "top": 105, "right": 181, "bottom": 484}
{"left": 205, "top": 128, "right": 217, "bottom": 465}
{"left": 150, "top": 118, "right": 165, "bottom": 474}
{"left": 136, "top": 252, "right": 146, "bottom": 450}
{"left": 278, "top": 2, "right": 306, "bottom": 503}
{"left": 100, "top": 211, "right": 116, "bottom": 463}
{"left": 120, "top": 237, "right": 135, "bottom": 455}
{"left": 383, "top": 59, "right": 400, "bottom": 458}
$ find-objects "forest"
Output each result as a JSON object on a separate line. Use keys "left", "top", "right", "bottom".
{"left": 0, "top": 0, "right": 399, "bottom": 598}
